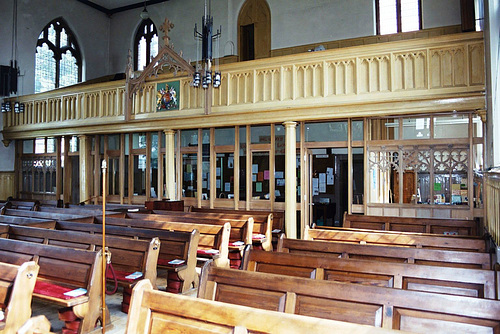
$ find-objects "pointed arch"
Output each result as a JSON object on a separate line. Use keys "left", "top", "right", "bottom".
{"left": 237, "top": 0, "right": 271, "bottom": 61}
{"left": 134, "top": 18, "right": 159, "bottom": 71}
{"left": 35, "top": 17, "right": 82, "bottom": 93}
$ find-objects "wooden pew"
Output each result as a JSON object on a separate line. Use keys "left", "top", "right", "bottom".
{"left": 198, "top": 263, "right": 500, "bottom": 332}
{"left": 343, "top": 213, "right": 480, "bottom": 236}
{"left": 2, "top": 208, "right": 93, "bottom": 222}
{"left": 4, "top": 224, "right": 159, "bottom": 314}
{"left": 86, "top": 216, "right": 231, "bottom": 268}
{"left": 126, "top": 279, "right": 401, "bottom": 334}
{"left": 0, "top": 261, "right": 39, "bottom": 334}
{"left": 124, "top": 212, "right": 257, "bottom": 267}
{"left": 37, "top": 206, "right": 121, "bottom": 218}
{"left": 242, "top": 249, "right": 499, "bottom": 299}
{"left": 126, "top": 212, "right": 254, "bottom": 249}
{"left": 55, "top": 221, "right": 199, "bottom": 293}
{"left": 0, "top": 238, "right": 108, "bottom": 334}
{"left": 3, "top": 199, "right": 40, "bottom": 211}
{"left": 150, "top": 210, "right": 273, "bottom": 251}
{"left": 305, "top": 225, "right": 488, "bottom": 252}
{"left": 192, "top": 207, "right": 284, "bottom": 235}
{"left": 38, "top": 199, "right": 64, "bottom": 208}
{"left": 4, "top": 224, "right": 160, "bottom": 293}
{"left": 277, "top": 235, "right": 493, "bottom": 269}
{"left": 0, "top": 216, "right": 55, "bottom": 228}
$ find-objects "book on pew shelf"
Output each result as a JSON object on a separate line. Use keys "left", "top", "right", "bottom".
{"left": 168, "top": 259, "right": 185, "bottom": 266}
{"left": 63, "top": 288, "right": 87, "bottom": 298}
{"left": 125, "top": 272, "right": 143, "bottom": 280}
{"left": 229, "top": 241, "right": 245, "bottom": 246}
{"left": 197, "top": 249, "right": 219, "bottom": 255}
{"left": 272, "top": 229, "right": 282, "bottom": 233}
{"left": 252, "top": 234, "right": 266, "bottom": 240}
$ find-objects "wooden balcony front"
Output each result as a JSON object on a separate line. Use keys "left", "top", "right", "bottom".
{"left": 2, "top": 31, "right": 485, "bottom": 140}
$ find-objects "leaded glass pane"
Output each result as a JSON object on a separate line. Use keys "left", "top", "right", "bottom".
{"left": 35, "top": 138, "right": 45, "bottom": 154}
{"left": 150, "top": 34, "right": 158, "bottom": 59}
{"left": 401, "top": 0, "right": 420, "bottom": 32}
{"left": 48, "top": 24, "right": 56, "bottom": 45}
{"left": 60, "top": 50, "right": 78, "bottom": 88}
{"left": 35, "top": 43, "right": 56, "bottom": 93}
{"left": 60, "top": 28, "right": 68, "bottom": 47}
{"left": 46, "top": 138, "right": 56, "bottom": 153}
{"left": 378, "top": 0, "right": 397, "bottom": 35}
{"left": 138, "top": 36, "right": 147, "bottom": 70}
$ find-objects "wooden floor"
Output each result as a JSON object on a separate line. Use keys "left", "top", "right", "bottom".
{"left": 30, "top": 272, "right": 194, "bottom": 333}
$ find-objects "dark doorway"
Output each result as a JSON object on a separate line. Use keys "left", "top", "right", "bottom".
{"left": 70, "top": 156, "right": 80, "bottom": 204}
{"left": 240, "top": 24, "right": 255, "bottom": 61}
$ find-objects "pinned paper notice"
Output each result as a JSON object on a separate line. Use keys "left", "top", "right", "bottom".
{"left": 63, "top": 288, "right": 87, "bottom": 297}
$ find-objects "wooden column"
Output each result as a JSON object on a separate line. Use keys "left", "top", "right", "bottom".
{"left": 62, "top": 137, "right": 71, "bottom": 204}
{"left": 283, "top": 121, "right": 297, "bottom": 239}
{"left": 78, "top": 135, "right": 91, "bottom": 204}
{"left": 164, "top": 129, "right": 177, "bottom": 200}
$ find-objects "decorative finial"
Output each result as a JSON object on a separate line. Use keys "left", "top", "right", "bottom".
{"left": 160, "top": 18, "right": 175, "bottom": 46}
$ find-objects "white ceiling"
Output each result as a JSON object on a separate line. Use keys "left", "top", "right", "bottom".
{"left": 89, "top": 1, "right": 141, "bottom": 9}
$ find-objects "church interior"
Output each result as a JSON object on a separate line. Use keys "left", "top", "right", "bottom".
{"left": 0, "top": 0, "right": 499, "bottom": 333}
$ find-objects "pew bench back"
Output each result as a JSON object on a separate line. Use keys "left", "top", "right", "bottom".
{"left": 305, "top": 225, "right": 488, "bottom": 252}
{"left": 0, "top": 238, "right": 104, "bottom": 333}
{"left": 343, "top": 213, "right": 480, "bottom": 236}
{"left": 5, "top": 225, "right": 160, "bottom": 289}
{"left": 126, "top": 279, "right": 401, "bottom": 334}
{"left": 277, "top": 235, "right": 493, "bottom": 269}
{"left": 198, "top": 264, "right": 500, "bottom": 332}
{"left": 87, "top": 217, "right": 230, "bottom": 268}
{"left": 150, "top": 210, "right": 273, "bottom": 251}
{"left": 55, "top": 221, "right": 200, "bottom": 292}
{"left": 243, "top": 249, "right": 499, "bottom": 299}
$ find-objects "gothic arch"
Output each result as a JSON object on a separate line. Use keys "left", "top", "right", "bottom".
{"left": 237, "top": 0, "right": 271, "bottom": 61}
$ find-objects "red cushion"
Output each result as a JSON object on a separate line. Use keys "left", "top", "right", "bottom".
{"left": 34, "top": 281, "right": 82, "bottom": 300}
{"left": 106, "top": 270, "right": 140, "bottom": 283}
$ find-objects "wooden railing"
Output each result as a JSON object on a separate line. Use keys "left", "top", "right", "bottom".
{"left": 2, "top": 31, "right": 485, "bottom": 139}
{"left": 484, "top": 171, "right": 500, "bottom": 245}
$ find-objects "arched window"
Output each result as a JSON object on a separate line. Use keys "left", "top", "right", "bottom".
{"left": 35, "top": 18, "right": 81, "bottom": 93}
{"left": 134, "top": 19, "right": 159, "bottom": 71}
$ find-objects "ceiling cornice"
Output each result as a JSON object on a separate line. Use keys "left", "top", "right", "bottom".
{"left": 74, "top": 0, "right": 171, "bottom": 16}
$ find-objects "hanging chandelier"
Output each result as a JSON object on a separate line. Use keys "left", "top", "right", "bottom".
{"left": 193, "top": 0, "right": 221, "bottom": 89}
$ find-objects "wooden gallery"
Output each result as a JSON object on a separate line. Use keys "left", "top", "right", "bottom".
{"left": 0, "top": 0, "right": 499, "bottom": 333}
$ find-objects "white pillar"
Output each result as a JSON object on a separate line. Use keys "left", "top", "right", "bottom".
{"left": 283, "top": 121, "right": 297, "bottom": 238}
{"left": 164, "top": 129, "right": 176, "bottom": 200}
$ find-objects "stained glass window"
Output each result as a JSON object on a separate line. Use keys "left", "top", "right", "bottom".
{"left": 135, "top": 19, "right": 158, "bottom": 70}
{"left": 35, "top": 18, "right": 81, "bottom": 93}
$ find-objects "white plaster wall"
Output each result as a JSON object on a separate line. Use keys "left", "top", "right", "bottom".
{"left": 108, "top": 0, "right": 230, "bottom": 73}
{"left": 269, "top": 0, "right": 375, "bottom": 50}
{"left": 422, "top": 0, "right": 461, "bottom": 29}
{"left": 0, "top": 0, "right": 110, "bottom": 96}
